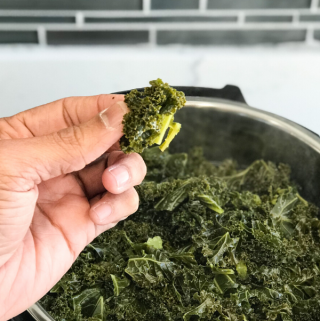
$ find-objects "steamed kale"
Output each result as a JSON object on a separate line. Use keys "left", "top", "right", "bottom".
{"left": 41, "top": 148, "right": 320, "bottom": 321}
{"left": 120, "top": 79, "right": 186, "bottom": 154}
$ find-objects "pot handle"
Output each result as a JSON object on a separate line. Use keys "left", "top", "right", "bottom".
{"left": 113, "top": 85, "right": 247, "bottom": 105}
{"left": 172, "top": 85, "right": 247, "bottom": 105}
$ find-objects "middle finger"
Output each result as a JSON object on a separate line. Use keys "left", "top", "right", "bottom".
{"left": 75, "top": 151, "right": 146, "bottom": 199}
{"left": 102, "top": 151, "right": 147, "bottom": 194}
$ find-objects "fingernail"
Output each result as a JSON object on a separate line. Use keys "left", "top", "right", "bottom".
{"left": 92, "top": 203, "right": 112, "bottom": 224}
{"left": 100, "top": 101, "right": 128, "bottom": 129}
{"left": 108, "top": 164, "right": 130, "bottom": 188}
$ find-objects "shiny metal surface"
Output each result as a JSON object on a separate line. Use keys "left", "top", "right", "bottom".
{"left": 184, "top": 97, "right": 320, "bottom": 154}
{"left": 28, "top": 96, "right": 320, "bottom": 321}
{"left": 28, "top": 304, "right": 54, "bottom": 321}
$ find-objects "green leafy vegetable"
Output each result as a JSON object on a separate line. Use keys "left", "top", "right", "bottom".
{"left": 183, "top": 295, "right": 217, "bottom": 321}
{"left": 71, "top": 288, "right": 101, "bottom": 317}
{"left": 41, "top": 148, "right": 320, "bottom": 321}
{"left": 146, "top": 236, "right": 163, "bottom": 249}
{"left": 271, "top": 192, "right": 298, "bottom": 237}
{"left": 169, "top": 246, "right": 197, "bottom": 267}
{"left": 111, "top": 275, "right": 130, "bottom": 296}
{"left": 214, "top": 274, "right": 238, "bottom": 294}
{"left": 91, "top": 296, "right": 104, "bottom": 320}
{"left": 196, "top": 193, "right": 224, "bottom": 214}
{"left": 236, "top": 261, "right": 247, "bottom": 279}
{"left": 120, "top": 79, "right": 186, "bottom": 154}
{"left": 203, "top": 232, "right": 239, "bottom": 266}
{"left": 154, "top": 179, "right": 190, "bottom": 211}
{"left": 125, "top": 251, "right": 175, "bottom": 288}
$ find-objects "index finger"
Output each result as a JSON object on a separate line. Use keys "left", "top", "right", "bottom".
{"left": 13, "top": 94, "right": 125, "bottom": 137}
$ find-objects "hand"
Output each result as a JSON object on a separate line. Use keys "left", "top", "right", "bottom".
{"left": 0, "top": 95, "right": 146, "bottom": 320}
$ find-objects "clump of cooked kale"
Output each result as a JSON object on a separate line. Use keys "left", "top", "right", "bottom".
{"left": 41, "top": 148, "right": 320, "bottom": 321}
{"left": 120, "top": 79, "right": 186, "bottom": 154}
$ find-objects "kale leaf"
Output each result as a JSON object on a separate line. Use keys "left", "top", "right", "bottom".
{"left": 41, "top": 148, "right": 320, "bottom": 321}
{"left": 120, "top": 79, "right": 186, "bottom": 154}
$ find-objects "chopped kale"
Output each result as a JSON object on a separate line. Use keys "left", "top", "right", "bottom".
{"left": 120, "top": 79, "right": 186, "bottom": 154}
{"left": 41, "top": 148, "right": 320, "bottom": 321}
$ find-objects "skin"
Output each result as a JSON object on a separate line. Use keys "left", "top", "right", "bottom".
{"left": 0, "top": 94, "right": 146, "bottom": 321}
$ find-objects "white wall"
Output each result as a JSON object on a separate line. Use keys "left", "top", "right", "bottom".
{"left": 1, "top": 44, "right": 320, "bottom": 134}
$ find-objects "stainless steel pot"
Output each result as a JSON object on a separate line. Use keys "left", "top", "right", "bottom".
{"left": 26, "top": 86, "right": 320, "bottom": 321}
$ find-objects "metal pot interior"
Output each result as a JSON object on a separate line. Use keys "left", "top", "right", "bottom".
{"left": 172, "top": 97, "right": 320, "bottom": 207}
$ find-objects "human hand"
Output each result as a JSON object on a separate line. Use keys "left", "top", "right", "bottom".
{"left": 0, "top": 95, "right": 146, "bottom": 320}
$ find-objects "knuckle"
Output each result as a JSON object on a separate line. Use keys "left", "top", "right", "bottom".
{"left": 51, "top": 126, "right": 88, "bottom": 166}
{"left": 0, "top": 117, "right": 17, "bottom": 139}
{"left": 0, "top": 118, "right": 8, "bottom": 136}
{"left": 128, "top": 152, "right": 142, "bottom": 163}
{"left": 108, "top": 151, "right": 125, "bottom": 166}
{"left": 61, "top": 97, "right": 81, "bottom": 127}
{"left": 61, "top": 98, "right": 74, "bottom": 127}
{"left": 54, "top": 126, "right": 84, "bottom": 147}
{"left": 96, "top": 94, "right": 106, "bottom": 108}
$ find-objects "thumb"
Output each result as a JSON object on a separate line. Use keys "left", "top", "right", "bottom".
{"left": 3, "top": 101, "right": 129, "bottom": 187}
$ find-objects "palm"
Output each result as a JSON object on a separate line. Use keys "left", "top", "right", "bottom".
{"left": 35, "top": 174, "right": 94, "bottom": 275}
{"left": 14, "top": 174, "right": 95, "bottom": 314}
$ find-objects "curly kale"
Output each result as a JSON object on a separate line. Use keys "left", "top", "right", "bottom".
{"left": 120, "top": 79, "right": 186, "bottom": 154}
{"left": 41, "top": 148, "right": 320, "bottom": 321}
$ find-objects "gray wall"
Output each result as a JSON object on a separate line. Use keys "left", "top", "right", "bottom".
{"left": 0, "top": 0, "right": 319, "bottom": 46}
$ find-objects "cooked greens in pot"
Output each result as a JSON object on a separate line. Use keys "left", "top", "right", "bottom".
{"left": 41, "top": 147, "right": 320, "bottom": 321}
{"left": 120, "top": 79, "right": 186, "bottom": 154}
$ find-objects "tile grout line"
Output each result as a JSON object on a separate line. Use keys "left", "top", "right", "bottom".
{"left": 199, "top": 0, "right": 208, "bottom": 12}
{"left": 75, "top": 11, "right": 84, "bottom": 27}
{"left": 1, "top": 9, "right": 320, "bottom": 17}
{"left": 238, "top": 11, "right": 245, "bottom": 25}
{"left": 292, "top": 10, "right": 299, "bottom": 24}
{"left": 143, "top": 0, "right": 151, "bottom": 14}
{"left": 306, "top": 26, "right": 315, "bottom": 44}
{"left": 149, "top": 26, "right": 157, "bottom": 46}
{"left": 37, "top": 26, "right": 47, "bottom": 45}
{"left": 311, "top": 0, "right": 320, "bottom": 12}
{"left": 2, "top": 22, "right": 320, "bottom": 31}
